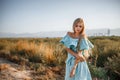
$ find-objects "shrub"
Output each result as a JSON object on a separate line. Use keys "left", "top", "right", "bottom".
{"left": 105, "top": 53, "right": 120, "bottom": 80}
{"left": 89, "top": 64, "right": 108, "bottom": 80}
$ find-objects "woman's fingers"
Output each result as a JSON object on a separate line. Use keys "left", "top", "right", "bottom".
{"left": 75, "top": 54, "right": 86, "bottom": 62}
{"left": 78, "top": 56, "right": 86, "bottom": 62}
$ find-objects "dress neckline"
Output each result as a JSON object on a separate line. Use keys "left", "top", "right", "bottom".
{"left": 67, "top": 34, "right": 79, "bottom": 39}
{"left": 67, "top": 34, "right": 87, "bottom": 41}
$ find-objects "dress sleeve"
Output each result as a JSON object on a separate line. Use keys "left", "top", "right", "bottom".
{"left": 79, "top": 38, "right": 94, "bottom": 50}
{"left": 60, "top": 34, "right": 70, "bottom": 48}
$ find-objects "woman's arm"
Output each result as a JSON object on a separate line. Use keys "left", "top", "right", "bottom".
{"left": 65, "top": 48, "right": 77, "bottom": 57}
{"left": 78, "top": 50, "right": 86, "bottom": 61}
{"left": 66, "top": 48, "right": 85, "bottom": 61}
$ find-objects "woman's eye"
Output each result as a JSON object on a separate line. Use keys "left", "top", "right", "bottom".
{"left": 75, "top": 25, "right": 79, "bottom": 27}
{"left": 76, "top": 25, "right": 82, "bottom": 28}
{"left": 79, "top": 26, "right": 82, "bottom": 28}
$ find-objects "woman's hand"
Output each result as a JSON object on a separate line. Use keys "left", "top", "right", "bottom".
{"left": 65, "top": 48, "right": 86, "bottom": 62}
{"left": 75, "top": 53, "right": 86, "bottom": 62}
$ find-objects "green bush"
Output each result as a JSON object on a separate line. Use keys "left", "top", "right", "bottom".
{"left": 105, "top": 53, "right": 120, "bottom": 80}
{"left": 91, "top": 37, "right": 120, "bottom": 67}
{"left": 89, "top": 64, "right": 108, "bottom": 80}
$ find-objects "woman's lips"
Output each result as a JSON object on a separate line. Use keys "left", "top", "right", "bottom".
{"left": 77, "top": 30, "right": 80, "bottom": 31}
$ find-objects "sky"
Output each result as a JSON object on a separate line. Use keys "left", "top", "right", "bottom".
{"left": 0, "top": 0, "right": 120, "bottom": 33}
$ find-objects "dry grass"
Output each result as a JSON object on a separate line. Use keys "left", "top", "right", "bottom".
{"left": 0, "top": 36, "right": 120, "bottom": 80}
{"left": 0, "top": 64, "right": 10, "bottom": 71}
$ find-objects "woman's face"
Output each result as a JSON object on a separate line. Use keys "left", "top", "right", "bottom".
{"left": 74, "top": 22, "right": 83, "bottom": 34}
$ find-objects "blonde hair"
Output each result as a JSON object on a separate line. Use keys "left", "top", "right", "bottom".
{"left": 74, "top": 18, "right": 92, "bottom": 60}
{"left": 73, "top": 18, "right": 85, "bottom": 35}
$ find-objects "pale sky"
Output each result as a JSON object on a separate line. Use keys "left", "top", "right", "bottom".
{"left": 0, "top": 0, "right": 120, "bottom": 33}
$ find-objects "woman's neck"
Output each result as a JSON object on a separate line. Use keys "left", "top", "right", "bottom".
{"left": 74, "top": 32, "right": 80, "bottom": 38}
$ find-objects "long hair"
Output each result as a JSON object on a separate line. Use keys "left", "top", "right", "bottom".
{"left": 74, "top": 18, "right": 92, "bottom": 60}
{"left": 72, "top": 18, "right": 85, "bottom": 35}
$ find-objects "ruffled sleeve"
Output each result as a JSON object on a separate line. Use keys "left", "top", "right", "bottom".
{"left": 60, "top": 34, "right": 70, "bottom": 48}
{"left": 79, "top": 38, "right": 94, "bottom": 50}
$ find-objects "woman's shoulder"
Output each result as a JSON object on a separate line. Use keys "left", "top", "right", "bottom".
{"left": 67, "top": 31, "right": 88, "bottom": 39}
{"left": 67, "top": 31, "right": 73, "bottom": 36}
{"left": 67, "top": 31, "right": 76, "bottom": 39}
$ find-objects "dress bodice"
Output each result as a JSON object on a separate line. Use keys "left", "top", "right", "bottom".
{"left": 60, "top": 33, "right": 94, "bottom": 64}
{"left": 60, "top": 33, "right": 94, "bottom": 51}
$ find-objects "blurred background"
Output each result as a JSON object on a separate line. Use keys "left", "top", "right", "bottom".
{"left": 0, "top": 0, "right": 120, "bottom": 37}
{"left": 0, "top": 0, "right": 120, "bottom": 80}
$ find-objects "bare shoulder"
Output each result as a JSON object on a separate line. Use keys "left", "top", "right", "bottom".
{"left": 67, "top": 31, "right": 73, "bottom": 36}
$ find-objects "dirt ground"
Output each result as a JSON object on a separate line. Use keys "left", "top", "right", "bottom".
{"left": 0, "top": 58, "right": 33, "bottom": 80}
{"left": 0, "top": 58, "right": 65, "bottom": 80}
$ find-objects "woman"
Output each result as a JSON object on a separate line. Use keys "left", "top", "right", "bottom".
{"left": 60, "top": 18, "right": 94, "bottom": 80}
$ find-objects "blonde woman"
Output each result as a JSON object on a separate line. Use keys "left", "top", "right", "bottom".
{"left": 60, "top": 18, "right": 94, "bottom": 80}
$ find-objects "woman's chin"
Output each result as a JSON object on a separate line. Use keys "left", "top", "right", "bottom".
{"left": 76, "top": 31, "right": 81, "bottom": 33}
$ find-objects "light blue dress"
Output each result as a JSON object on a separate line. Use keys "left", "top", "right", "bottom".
{"left": 60, "top": 33, "right": 94, "bottom": 80}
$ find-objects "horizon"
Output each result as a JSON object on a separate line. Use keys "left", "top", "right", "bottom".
{"left": 0, "top": 27, "right": 120, "bottom": 34}
{"left": 0, "top": 0, "right": 120, "bottom": 33}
